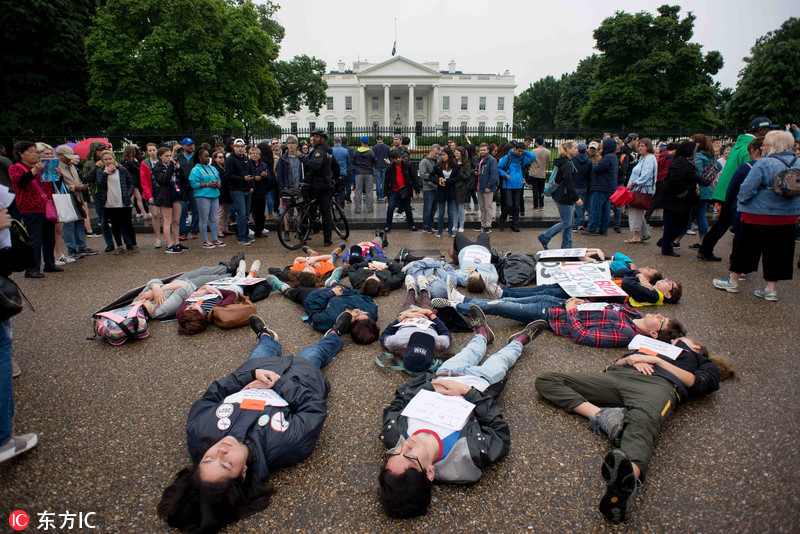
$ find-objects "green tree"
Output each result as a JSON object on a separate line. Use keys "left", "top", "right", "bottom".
{"left": 0, "top": 0, "right": 101, "bottom": 131}
{"left": 581, "top": 5, "right": 723, "bottom": 130}
{"left": 554, "top": 55, "right": 599, "bottom": 129}
{"left": 514, "top": 75, "right": 561, "bottom": 130}
{"left": 726, "top": 18, "right": 800, "bottom": 131}
{"left": 273, "top": 55, "right": 329, "bottom": 116}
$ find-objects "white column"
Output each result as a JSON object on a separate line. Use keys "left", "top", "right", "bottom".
{"left": 407, "top": 84, "right": 415, "bottom": 128}
{"left": 431, "top": 85, "right": 440, "bottom": 127}
{"left": 383, "top": 85, "right": 391, "bottom": 127}
{"left": 359, "top": 85, "right": 366, "bottom": 127}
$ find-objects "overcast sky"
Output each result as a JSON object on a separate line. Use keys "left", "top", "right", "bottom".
{"left": 274, "top": 0, "right": 799, "bottom": 93}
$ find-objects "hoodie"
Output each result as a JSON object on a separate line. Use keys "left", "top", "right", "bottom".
{"left": 661, "top": 141, "right": 699, "bottom": 212}
{"left": 571, "top": 152, "right": 591, "bottom": 189}
{"left": 712, "top": 133, "right": 755, "bottom": 202}
{"left": 497, "top": 150, "right": 536, "bottom": 189}
{"left": 353, "top": 146, "right": 377, "bottom": 174}
{"left": 82, "top": 140, "right": 108, "bottom": 199}
{"left": 590, "top": 138, "right": 619, "bottom": 193}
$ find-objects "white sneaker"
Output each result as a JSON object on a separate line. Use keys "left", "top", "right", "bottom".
{"left": 0, "top": 434, "right": 38, "bottom": 464}
{"left": 248, "top": 229, "right": 255, "bottom": 237}
{"left": 404, "top": 274, "right": 418, "bottom": 296}
{"left": 236, "top": 260, "right": 247, "bottom": 278}
{"left": 458, "top": 227, "right": 464, "bottom": 232}
{"left": 416, "top": 274, "right": 430, "bottom": 294}
{"left": 248, "top": 260, "right": 261, "bottom": 277}
{"left": 446, "top": 276, "right": 465, "bottom": 303}
{"left": 55, "top": 257, "right": 66, "bottom": 267}
{"left": 154, "top": 239, "right": 162, "bottom": 249}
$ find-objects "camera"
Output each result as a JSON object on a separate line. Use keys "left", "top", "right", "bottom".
{"left": 175, "top": 147, "right": 184, "bottom": 155}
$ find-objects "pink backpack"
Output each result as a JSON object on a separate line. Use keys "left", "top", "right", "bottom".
{"left": 92, "top": 303, "right": 149, "bottom": 345}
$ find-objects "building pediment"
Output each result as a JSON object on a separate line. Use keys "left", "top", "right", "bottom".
{"left": 357, "top": 56, "right": 441, "bottom": 78}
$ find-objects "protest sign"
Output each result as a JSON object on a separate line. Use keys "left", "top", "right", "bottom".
{"left": 535, "top": 248, "right": 587, "bottom": 261}
{"left": 40, "top": 159, "right": 60, "bottom": 182}
{"left": 536, "top": 261, "right": 627, "bottom": 298}
{"left": 401, "top": 389, "right": 475, "bottom": 432}
{"left": 627, "top": 335, "right": 684, "bottom": 360}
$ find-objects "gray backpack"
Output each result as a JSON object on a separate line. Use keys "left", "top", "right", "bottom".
{"left": 770, "top": 155, "right": 800, "bottom": 197}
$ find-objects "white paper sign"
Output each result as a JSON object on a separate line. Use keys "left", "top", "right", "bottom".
{"left": 535, "top": 248, "right": 587, "bottom": 260}
{"left": 209, "top": 277, "right": 266, "bottom": 286}
{"left": 185, "top": 294, "right": 221, "bottom": 303}
{"left": 460, "top": 246, "right": 492, "bottom": 265}
{"left": 627, "top": 335, "right": 684, "bottom": 360}
{"left": 224, "top": 388, "right": 289, "bottom": 407}
{"left": 576, "top": 302, "right": 611, "bottom": 312}
{"left": 536, "top": 261, "right": 627, "bottom": 298}
{"left": 401, "top": 389, "right": 476, "bottom": 432}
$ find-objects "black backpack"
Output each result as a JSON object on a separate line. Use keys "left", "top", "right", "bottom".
{"left": 498, "top": 253, "right": 537, "bottom": 287}
{"left": 770, "top": 155, "right": 800, "bottom": 197}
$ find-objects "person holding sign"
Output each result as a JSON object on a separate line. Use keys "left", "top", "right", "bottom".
{"left": 159, "top": 315, "right": 345, "bottom": 534}
{"left": 378, "top": 313, "right": 547, "bottom": 518}
{"left": 534, "top": 338, "right": 736, "bottom": 523}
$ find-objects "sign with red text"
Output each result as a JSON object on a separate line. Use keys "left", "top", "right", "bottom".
{"left": 536, "top": 261, "right": 627, "bottom": 298}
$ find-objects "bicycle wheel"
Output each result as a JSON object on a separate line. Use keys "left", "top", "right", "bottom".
{"left": 277, "top": 204, "right": 311, "bottom": 250}
{"left": 332, "top": 199, "right": 350, "bottom": 240}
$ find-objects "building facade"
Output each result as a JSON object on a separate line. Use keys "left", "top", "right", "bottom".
{"left": 276, "top": 56, "right": 516, "bottom": 135}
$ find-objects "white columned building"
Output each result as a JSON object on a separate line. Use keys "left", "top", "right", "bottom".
{"left": 277, "top": 56, "right": 516, "bottom": 135}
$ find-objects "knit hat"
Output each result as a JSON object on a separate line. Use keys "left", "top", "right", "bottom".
{"left": 402, "top": 332, "right": 435, "bottom": 372}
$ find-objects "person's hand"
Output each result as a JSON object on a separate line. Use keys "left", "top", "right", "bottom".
{"left": 504, "top": 175, "right": 510, "bottom": 182}
{"left": 55, "top": 166, "right": 64, "bottom": 176}
{"left": 104, "top": 164, "right": 117, "bottom": 174}
{"left": 431, "top": 379, "right": 471, "bottom": 396}
{"left": 95, "top": 160, "right": 104, "bottom": 168}
{"left": 200, "top": 285, "right": 222, "bottom": 297}
{"left": 484, "top": 188, "right": 491, "bottom": 193}
{"left": 246, "top": 369, "right": 281, "bottom": 389}
{"left": 576, "top": 199, "right": 584, "bottom": 207}
{"left": 331, "top": 286, "right": 343, "bottom": 296}
{"left": 632, "top": 362, "right": 655, "bottom": 375}
{"left": 383, "top": 196, "right": 389, "bottom": 202}
{"left": 149, "top": 197, "right": 155, "bottom": 204}
{"left": 75, "top": 183, "right": 87, "bottom": 191}
{"left": 564, "top": 297, "right": 585, "bottom": 311}
{"left": 368, "top": 262, "right": 387, "bottom": 271}
{"left": 151, "top": 285, "right": 166, "bottom": 306}
{"left": 254, "top": 174, "right": 261, "bottom": 181}
{"left": 245, "top": 174, "right": 253, "bottom": 181}
{"left": 415, "top": 192, "right": 420, "bottom": 198}
{"left": 626, "top": 353, "right": 660, "bottom": 366}
{"left": 398, "top": 309, "right": 427, "bottom": 320}
{"left": 0, "top": 209, "right": 11, "bottom": 230}
{"left": 173, "top": 161, "right": 180, "bottom": 169}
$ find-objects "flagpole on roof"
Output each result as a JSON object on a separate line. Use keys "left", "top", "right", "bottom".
{"left": 392, "top": 18, "right": 397, "bottom": 56}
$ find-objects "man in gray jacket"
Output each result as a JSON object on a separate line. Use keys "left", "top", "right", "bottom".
{"left": 419, "top": 144, "right": 441, "bottom": 233}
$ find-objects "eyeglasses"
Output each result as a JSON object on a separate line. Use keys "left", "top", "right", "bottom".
{"left": 387, "top": 446, "right": 423, "bottom": 471}
{"left": 657, "top": 316, "right": 666, "bottom": 333}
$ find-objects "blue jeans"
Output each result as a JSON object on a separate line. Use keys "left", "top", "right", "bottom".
{"left": 266, "top": 191, "right": 275, "bottom": 216}
{"left": 247, "top": 331, "right": 343, "bottom": 369}
{"left": 422, "top": 190, "right": 438, "bottom": 231}
{"left": 680, "top": 200, "right": 709, "bottom": 238}
{"left": 230, "top": 190, "right": 252, "bottom": 242}
{"left": 180, "top": 188, "right": 200, "bottom": 237}
{"left": 435, "top": 334, "right": 523, "bottom": 386}
{"left": 487, "top": 285, "right": 569, "bottom": 299}
{"left": 93, "top": 198, "right": 114, "bottom": 247}
{"left": 0, "top": 320, "right": 12, "bottom": 445}
{"left": 374, "top": 168, "right": 386, "bottom": 199}
{"left": 385, "top": 191, "right": 415, "bottom": 230}
{"left": 454, "top": 203, "right": 466, "bottom": 230}
{"left": 541, "top": 202, "right": 574, "bottom": 248}
{"left": 437, "top": 199, "right": 456, "bottom": 235}
{"left": 456, "top": 295, "right": 565, "bottom": 324}
{"left": 195, "top": 196, "right": 220, "bottom": 243}
{"left": 62, "top": 220, "right": 87, "bottom": 255}
{"left": 573, "top": 188, "right": 587, "bottom": 228}
{"left": 587, "top": 191, "right": 611, "bottom": 233}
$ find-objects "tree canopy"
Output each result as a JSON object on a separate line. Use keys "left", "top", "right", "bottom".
{"left": 581, "top": 5, "right": 723, "bottom": 130}
{"left": 554, "top": 55, "right": 599, "bottom": 129}
{"left": 513, "top": 75, "right": 561, "bottom": 130}
{"left": 726, "top": 17, "right": 800, "bottom": 131}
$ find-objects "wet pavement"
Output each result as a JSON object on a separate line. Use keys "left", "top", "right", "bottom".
{"left": 1, "top": 208, "right": 799, "bottom": 533}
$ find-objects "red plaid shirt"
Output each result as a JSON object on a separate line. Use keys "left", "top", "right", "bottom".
{"left": 547, "top": 306, "right": 643, "bottom": 348}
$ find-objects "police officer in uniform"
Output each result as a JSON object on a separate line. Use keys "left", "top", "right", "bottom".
{"left": 304, "top": 128, "right": 339, "bottom": 247}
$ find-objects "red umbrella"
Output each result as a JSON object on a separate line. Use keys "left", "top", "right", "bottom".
{"left": 73, "top": 138, "right": 110, "bottom": 160}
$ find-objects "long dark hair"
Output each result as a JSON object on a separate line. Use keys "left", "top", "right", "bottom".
{"left": 440, "top": 147, "right": 454, "bottom": 171}
{"left": 257, "top": 142, "right": 275, "bottom": 171}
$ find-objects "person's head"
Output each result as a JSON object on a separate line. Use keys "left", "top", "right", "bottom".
{"left": 637, "top": 138, "right": 654, "bottom": 155}
{"left": 557, "top": 140, "right": 577, "bottom": 158}
{"left": 35, "top": 142, "right": 54, "bottom": 159}
{"left": 576, "top": 142, "right": 587, "bottom": 154}
{"left": 479, "top": 143, "right": 489, "bottom": 158}
{"left": 195, "top": 148, "right": 211, "bottom": 166}
{"left": 762, "top": 130, "right": 794, "bottom": 156}
{"left": 249, "top": 147, "right": 261, "bottom": 162}
{"left": 603, "top": 132, "right": 611, "bottom": 139}
{"left": 588, "top": 141, "right": 599, "bottom": 156}
{"left": 146, "top": 143, "right": 158, "bottom": 159}
{"left": 535, "top": 137, "right": 544, "bottom": 147}
{"left": 360, "top": 135, "right": 369, "bottom": 147}
{"left": 233, "top": 138, "right": 246, "bottom": 156}
{"left": 466, "top": 271, "right": 486, "bottom": 294}
{"left": 157, "top": 146, "right": 172, "bottom": 164}
{"left": 440, "top": 146, "right": 453, "bottom": 170}
{"left": 748, "top": 116, "right": 779, "bottom": 136}
{"left": 746, "top": 137, "right": 764, "bottom": 161}
{"left": 402, "top": 332, "right": 435, "bottom": 372}
{"left": 349, "top": 309, "right": 379, "bottom": 344}
{"left": 524, "top": 137, "right": 533, "bottom": 147}
{"left": 390, "top": 149, "right": 403, "bottom": 164}
{"left": 638, "top": 266, "right": 662, "bottom": 283}
{"left": 158, "top": 436, "right": 274, "bottom": 533}
{"left": 625, "top": 133, "right": 638, "bottom": 147}
{"left": 300, "top": 141, "right": 310, "bottom": 153}
{"left": 676, "top": 141, "right": 697, "bottom": 159}
{"left": 271, "top": 138, "right": 280, "bottom": 150}
{"left": 177, "top": 307, "right": 209, "bottom": 335}
{"left": 333, "top": 136, "right": 342, "bottom": 146}
{"left": 181, "top": 138, "right": 195, "bottom": 154}
{"left": 795, "top": 140, "right": 800, "bottom": 158}
{"left": 378, "top": 451, "right": 433, "bottom": 518}
{"left": 654, "top": 278, "right": 681, "bottom": 304}
{"left": 309, "top": 128, "right": 327, "bottom": 147}
{"left": 285, "top": 135, "right": 298, "bottom": 153}
{"left": 489, "top": 143, "right": 498, "bottom": 157}
{"left": 615, "top": 138, "right": 623, "bottom": 153}
{"left": 101, "top": 150, "right": 116, "bottom": 167}
{"left": 689, "top": 134, "right": 713, "bottom": 155}
{"left": 392, "top": 134, "right": 402, "bottom": 147}
{"left": 401, "top": 136, "right": 410, "bottom": 147}
{"left": 120, "top": 144, "right": 135, "bottom": 163}
{"left": 56, "top": 145, "right": 79, "bottom": 165}
{"left": 211, "top": 150, "right": 225, "bottom": 168}
{"left": 709, "top": 354, "right": 737, "bottom": 380}
{"left": 454, "top": 146, "right": 466, "bottom": 163}
{"left": 288, "top": 269, "right": 322, "bottom": 288}
{"left": 360, "top": 275, "right": 390, "bottom": 297}
{"left": 428, "top": 144, "right": 441, "bottom": 159}
{"left": 639, "top": 314, "right": 686, "bottom": 341}
{"left": 376, "top": 135, "right": 383, "bottom": 143}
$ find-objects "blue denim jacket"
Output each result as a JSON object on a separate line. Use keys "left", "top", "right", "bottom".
{"left": 737, "top": 150, "right": 800, "bottom": 216}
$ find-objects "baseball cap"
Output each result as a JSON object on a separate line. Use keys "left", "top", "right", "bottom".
{"left": 233, "top": 138, "right": 245, "bottom": 146}
{"left": 749, "top": 117, "right": 779, "bottom": 130}
{"left": 588, "top": 141, "right": 600, "bottom": 149}
{"left": 56, "top": 145, "right": 77, "bottom": 157}
{"left": 402, "top": 332, "right": 435, "bottom": 373}
{"left": 181, "top": 137, "right": 194, "bottom": 146}
{"left": 577, "top": 142, "right": 587, "bottom": 152}
{"left": 394, "top": 134, "right": 402, "bottom": 140}
{"left": 360, "top": 135, "right": 369, "bottom": 144}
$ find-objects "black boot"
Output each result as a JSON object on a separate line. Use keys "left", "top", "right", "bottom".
{"left": 221, "top": 251, "right": 245, "bottom": 273}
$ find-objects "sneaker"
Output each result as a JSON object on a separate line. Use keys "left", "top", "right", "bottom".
{"left": 302, "top": 245, "right": 318, "bottom": 255}
{"left": 248, "top": 314, "right": 278, "bottom": 341}
{"left": 686, "top": 229, "right": 697, "bottom": 235}
{"left": 589, "top": 407, "right": 628, "bottom": 446}
{"left": 166, "top": 245, "right": 183, "bottom": 254}
{"left": 154, "top": 239, "right": 162, "bottom": 249}
{"left": 248, "top": 260, "right": 261, "bottom": 277}
{"left": 54, "top": 257, "right": 66, "bottom": 266}
{"left": 220, "top": 251, "right": 245, "bottom": 273}
{"left": 738, "top": 273, "right": 747, "bottom": 281}
{"left": 483, "top": 227, "right": 492, "bottom": 233}
{"left": 238, "top": 241, "right": 251, "bottom": 247}
{"left": 599, "top": 448, "right": 641, "bottom": 523}
{"left": 248, "top": 229, "right": 255, "bottom": 237}
{"left": 405, "top": 275, "right": 418, "bottom": 296}
{"left": 325, "top": 266, "right": 344, "bottom": 287}
{"left": 203, "top": 241, "right": 216, "bottom": 249}
{"left": 507, "top": 319, "right": 548, "bottom": 345}
{"left": 754, "top": 286, "right": 778, "bottom": 301}
{"left": 445, "top": 276, "right": 464, "bottom": 303}
{"left": 467, "top": 304, "right": 494, "bottom": 344}
{"left": 697, "top": 252, "right": 722, "bottom": 262}
{"left": 236, "top": 260, "right": 247, "bottom": 278}
{"left": 127, "top": 245, "right": 139, "bottom": 253}
{"left": 58, "top": 254, "right": 76, "bottom": 264}
{"left": 179, "top": 235, "right": 187, "bottom": 241}
{"left": 688, "top": 243, "right": 701, "bottom": 249}
{"left": 191, "top": 234, "right": 198, "bottom": 240}
{"left": 264, "top": 274, "right": 289, "bottom": 294}
{"left": 537, "top": 234, "right": 549, "bottom": 250}
{"left": 212, "top": 240, "right": 226, "bottom": 247}
{"left": 104, "top": 244, "right": 115, "bottom": 253}
{"left": 86, "top": 232, "right": 103, "bottom": 238}
{"left": 416, "top": 274, "right": 431, "bottom": 295}
{"left": 712, "top": 277, "right": 739, "bottom": 293}
{"left": 435, "top": 233, "right": 443, "bottom": 238}
{"left": 431, "top": 297, "right": 456, "bottom": 309}
{"left": 12, "top": 359, "right": 20, "bottom": 378}
{"left": 582, "top": 230, "right": 598, "bottom": 236}
{"left": 0, "top": 434, "right": 38, "bottom": 464}
{"left": 178, "top": 244, "right": 189, "bottom": 250}
{"left": 77, "top": 248, "right": 98, "bottom": 256}
{"left": 114, "top": 247, "right": 124, "bottom": 255}
{"left": 326, "top": 311, "right": 352, "bottom": 336}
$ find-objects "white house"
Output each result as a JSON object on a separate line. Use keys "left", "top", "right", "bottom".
{"left": 276, "top": 56, "right": 516, "bottom": 135}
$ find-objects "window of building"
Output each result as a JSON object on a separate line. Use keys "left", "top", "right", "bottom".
{"left": 478, "top": 121, "right": 485, "bottom": 135}
{"left": 372, "top": 96, "right": 379, "bottom": 111}
{"left": 327, "top": 122, "right": 335, "bottom": 134}
{"left": 442, "top": 96, "right": 449, "bottom": 110}
{"left": 345, "top": 121, "right": 353, "bottom": 136}
{"left": 479, "top": 96, "right": 486, "bottom": 111}
{"left": 309, "top": 121, "right": 315, "bottom": 131}
{"left": 393, "top": 96, "right": 401, "bottom": 111}
{"left": 345, "top": 96, "right": 352, "bottom": 110}
{"left": 416, "top": 96, "right": 423, "bottom": 111}
{"left": 442, "top": 120, "right": 449, "bottom": 131}
{"left": 496, "top": 121, "right": 504, "bottom": 131}
{"left": 497, "top": 96, "right": 505, "bottom": 111}
{"left": 290, "top": 122, "right": 298, "bottom": 134}
{"left": 326, "top": 96, "right": 334, "bottom": 110}
{"left": 460, "top": 121, "right": 467, "bottom": 134}
{"left": 461, "top": 96, "right": 468, "bottom": 110}
{"left": 415, "top": 121, "right": 423, "bottom": 136}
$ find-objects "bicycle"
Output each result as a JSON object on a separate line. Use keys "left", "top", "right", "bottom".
{"left": 277, "top": 185, "right": 350, "bottom": 250}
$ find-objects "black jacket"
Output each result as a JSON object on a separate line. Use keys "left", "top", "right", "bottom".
{"left": 551, "top": 157, "right": 579, "bottom": 205}
{"left": 152, "top": 162, "right": 187, "bottom": 206}
{"left": 186, "top": 356, "right": 330, "bottom": 482}
{"left": 661, "top": 141, "right": 699, "bottom": 212}
{"left": 225, "top": 153, "right": 252, "bottom": 192}
{"left": 305, "top": 143, "right": 335, "bottom": 184}
{"left": 433, "top": 164, "right": 458, "bottom": 201}
{"left": 345, "top": 259, "right": 404, "bottom": 291}
{"left": 383, "top": 160, "right": 417, "bottom": 196}
{"left": 572, "top": 153, "right": 592, "bottom": 190}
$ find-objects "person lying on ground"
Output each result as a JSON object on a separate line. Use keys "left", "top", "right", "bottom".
{"left": 378, "top": 312, "right": 548, "bottom": 518}
{"left": 534, "top": 337, "right": 736, "bottom": 523}
{"left": 431, "top": 295, "right": 685, "bottom": 348}
{"left": 158, "top": 314, "right": 350, "bottom": 533}
{"left": 264, "top": 275, "right": 379, "bottom": 344}
{"left": 401, "top": 257, "right": 458, "bottom": 299}
{"left": 379, "top": 275, "right": 452, "bottom": 372}
{"left": 345, "top": 254, "right": 404, "bottom": 297}
{"left": 283, "top": 243, "right": 347, "bottom": 288}
{"left": 449, "top": 231, "right": 500, "bottom": 293}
